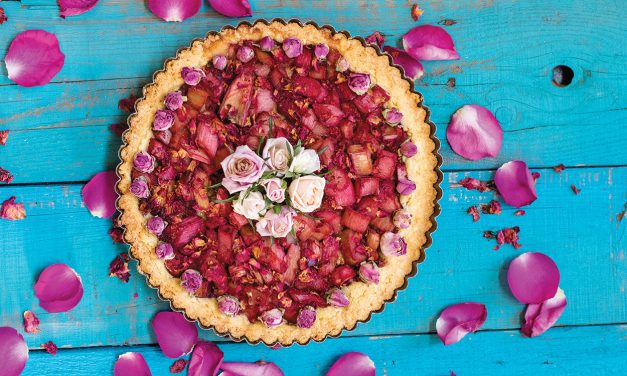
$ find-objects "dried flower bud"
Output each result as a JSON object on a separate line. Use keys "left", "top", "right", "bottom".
{"left": 146, "top": 216, "right": 167, "bottom": 236}
{"left": 260, "top": 36, "right": 275, "bottom": 51}
{"left": 282, "top": 37, "right": 303, "bottom": 58}
{"left": 393, "top": 209, "right": 412, "bottom": 229}
{"left": 181, "top": 269, "right": 202, "bottom": 294}
{"left": 336, "top": 57, "right": 349, "bottom": 72}
{"left": 156, "top": 243, "right": 174, "bottom": 260}
{"left": 359, "top": 262, "right": 380, "bottom": 284}
{"left": 380, "top": 232, "right": 408, "bottom": 257}
{"left": 164, "top": 92, "right": 184, "bottom": 112}
{"left": 130, "top": 176, "right": 150, "bottom": 199}
{"left": 260, "top": 308, "right": 284, "bottom": 328}
{"left": 400, "top": 141, "right": 417, "bottom": 158}
{"left": 212, "top": 55, "right": 227, "bottom": 70}
{"left": 237, "top": 46, "right": 254, "bottom": 63}
{"left": 383, "top": 107, "right": 403, "bottom": 125}
{"left": 133, "top": 151, "right": 155, "bottom": 173}
{"left": 181, "top": 67, "right": 204, "bottom": 86}
{"left": 396, "top": 178, "right": 416, "bottom": 195}
{"left": 314, "top": 44, "right": 329, "bottom": 60}
{"left": 326, "top": 288, "right": 349, "bottom": 308}
{"left": 348, "top": 73, "right": 371, "bottom": 95}
{"left": 296, "top": 306, "right": 317, "bottom": 328}
{"left": 217, "top": 295, "right": 240, "bottom": 316}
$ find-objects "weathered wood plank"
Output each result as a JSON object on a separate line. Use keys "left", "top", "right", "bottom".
{"left": 1, "top": 166, "right": 624, "bottom": 349}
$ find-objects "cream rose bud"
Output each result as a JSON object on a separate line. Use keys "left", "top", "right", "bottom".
{"left": 262, "top": 137, "right": 293, "bottom": 175}
{"left": 289, "top": 149, "right": 321, "bottom": 174}
{"left": 232, "top": 191, "right": 267, "bottom": 220}
{"left": 288, "top": 176, "right": 326, "bottom": 213}
{"left": 261, "top": 178, "right": 286, "bottom": 203}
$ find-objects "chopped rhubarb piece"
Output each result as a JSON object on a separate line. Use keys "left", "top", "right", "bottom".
{"left": 378, "top": 180, "right": 401, "bottom": 213}
{"left": 316, "top": 211, "right": 342, "bottom": 234}
{"left": 341, "top": 208, "right": 371, "bottom": 233}
{"left": 355, "top": 177, "right": 380, "bottom": 198}
{"left": 293, "top": 214, "right": 317, "bottom": 241}
{"left": 330, "top": 265, "right": 357, "bottom": 287}
{"left": 373, "top": 150, "right": 397, "bottom": 179}
{"left": 339, "top": 119, "right": 355, "bottom": 139}
{"left": 186, "top": 86, "right": 210, "bottom": 110}
{"left": 357, "top": 196, "right": 380, "bottom": 218}
{"left": 340, "top": 229, "right": 368, "bottom": 265}
{"left": 219, "top": 71, "right": 254, "bottom": 126}
{"left": 283, "top": 244, "right": 301, "bottom": 285}
{"left": 228, "top": 211, "right": 249, "bottom": 230}
{"left": 325, "top": 169, "right": 356, "bottom": 207}
{"left": 370, "top": 216, "right": 395, "bottom": 232}
{"left": 348, "top": 144, "right": 373, "bottom": 175}
{"left": 239, "top": 224, "right": 261, "bottom": 246}
{"left": 254, "top": 48, "right": 274, "bottom": 66}
{"left": 293, "top": 76, "right": 323, "bottom": 98}
{"left": 353, "top": 85, "right": 390, "bottom": 114}
{"left": 312, "top": 103, "right": 345, "bottom": 127}
{"left": 169, "top": 216, "right": 205, "bottom": 249}
{"left": 196, "top": 121, "right": 219, "bottom": 158}
{"left": 366, "top": 231, "right": 381, "bottom": 251}
{"left": 217, "top": 225, "right": 236, "bottom": 263}
{"left": 288, "top": 288, "right": 327, "bottom": 307}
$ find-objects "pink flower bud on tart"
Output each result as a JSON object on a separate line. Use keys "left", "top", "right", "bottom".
{"left": 133, "top": 151, "right": 155, "bottom": 173}
{"left": 383, "top": 107, "right": 403, "bottom": 126}
{"left": 181, "top": 269, "right": 202, "bottom": 294}
{"left": 217, "top": 295, "right": 240, "bottom": 316}
{"left": 393, "top": 209, "right": 412, "bottom": 229}
{"left": 282, "top": 37, "right": 303, "bottom": 58}
{"left": 348, "top": 73, "right": 371, "bottom": 95}
{"left": 181, "top": 67, "right": 204, "bottom": 86}
{"left": 212, "top": 55, "right": 227, "bottom": 70}
{"left": 296, "top": 306, "right": 317, "bottom": 328}
{"left": 400, "top": 141, "right": 418, "bottom": 158}
{"left": 336, "top": 57, "right": 349, "bottom": 72}
{"left": 146, "top": 216, "right": 167, "bottom": 236}
{"left": 164, "top": 92, "right": 184, "bottom": 111}
{"left": 380, "top": 232, "right": 408, "bottom": 257}
{"left": 260, "top": 308, "right": 284, "bottom": 328}
{"left": 153, "top": 109, "right": 175, "bottom": 131}
{"left": 156, "top": 243, "right": 175, "bottom": 260}
{"left": 326, "top": 288, "right": 350, "bottom": 308}
{"left": 259, "top": 36, "right": 275, "bottom": 51}
{"left": 130, "top": 177, "right": 150, "bottom": 199}
{"left": 359, "top": 262, "right": 380, "bottom": 284}
{"left": 237, "top": 45, "right": 254, "bottom": 63}
{"left": 314, "top": 43, "right": 329, "bottom": 60}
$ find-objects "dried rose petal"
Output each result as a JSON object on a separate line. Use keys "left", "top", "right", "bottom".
{"left": 297, "top": 306, "right": 317, "bottom": 328}
{"left": 114, "top": 352, "right": 152, "bottom": 376}
{"left": 0, "top": 167, "right": 14, "bottom": 184}
{"left": 507, "top": 252, "right": 560, "bottom": 304}
{"left": 467, "top": 206, "right": 480, "bottom": 222}
{"left": 393, "top": 209, "right": 412, "bottom": 229}
{"left": 221, "top": 361, "right": 284, "bottom": 376}
{"left": 484, "top": 226, "right": 521, "bottom": 250}
{"left": 0, "top": 130, "right": 9, "bottom": 146}
{"left": 336, "top": 57, "right": 349, "bottom": 72}
{"left": 188, "top": 341, "right": 223, "bottom": 376}
{"left": 5, "top": 30, "right": 65, "bottom": 87}
{"left": 170, "top": 359, "right": 188, "bottom": 373}
{"left": 110, "top": 123, "right": 127, "bottom": 137}
{"left": 436, "top": 302, "right": 487, "bottom": 345}
{"left": 1, "top": 196, "right": 25, "bottom": 220}
{"left": 57, "top": 0, "right": 98, "bottom": 18}
{"left": 383, "top": 46, "right": 424, "bottom": 81}
{"left": 571, "top": 184, "right": 581, "bottom": 195}
{"left": 396, "top": 178, "right": 416, "bottom": 195}
{"left": 130, "top": 177, "right": 150, "bottom": 199}
{"left": 447, "top": 105, "right": 502, "bottom": 161}
{"left": 348, "top": 73, "right": 371, "bottom": 95}
{"left": 553, "top": 164, "right": 566, "bottom": 173}
{"left": 23, "top": 311, "right": 41, "bottom": 334}
{"left": 152, "top": 311, "right": 198, "bottom": 358}
{"left": 0, "top": 7, "right": 7, "bottom": 24}
{"left": 359, "top": 262, "right": 379, "bottom": 284}
{"left": 207, "top": 0, "right": 252, "bottom": 17}
{"left": 34, "top": 263, "right": 84, "bottom": 313}
{"left": 494, "top": 161, "right": 538, "bottom": 208}
{"left": 532, "top": 171, "right": 540, "bottom": 181}
{"left": 82, "top": 171, "right": 118, "bottom": 218}
{"left": 109, "top": 217, "right": 125, "bottom": 243}
{"left": 109, "top": 253, "right": 131, "bottom": 282}
{"left": 411, "top": 4, "right": 423, "bottom": 21}
{"left": 118, "top": 94, "right": 138, "bottom": 112}
{"left": 41, "top": 340, "right": 57, "bottom": 355}
{"left": 260, "top": 308, "right": 284, "bottom": 328}
{"left": 327, "top": 352, "right": 375, "bottom": 376}
{"left": 217, "top": 295, "right": 240, "bottom": 316}
{"left": 259, "top": 37, "right": 275, "bottom": 51}
{"left": 521, "top": 288, "right": 567, "bottom": 337}
{"left": 147, "top": 0, "right": 201, "bottom": 22}
{"left": 364, "top": 31, "right": 385, "bottom": 48}
{"left": 514, "top": 210, "right": 525, "bottom": 216}
{"left": 402, "top": 25, "right": 459, "bottom": 61}
{"left": 181, "top": 269, "right": 202, "bottom": 293}
{"left": 400, "top": 141, "right": 417, "bottom": 157}
{"left": 147, "top": 216, "right": 167, "bottom": 235}
{"left": 480, "top": 200, "right": 502, "bottom": 215}
{"left": 0, "top": 327, "right": 28, "bottom": 375}
{"left": 314, "top": 44, "right": 330, "bottom": 60}
{"left": 181, "top": 67, "right": 205, "bottom": 86}
{"left": 326, "top": 288, "right": 349, "bottom": 307}
{"left": 212, "top": 55, "right": 227, "bottom": 70}
{"left": 282, "top": 38, "right": 303, "bottom": 58}
{"left": 156, "top": 243, "right": 175, "bottom": 260}
{"left": 456, "top": 177, "right": 492, "bottom": 192}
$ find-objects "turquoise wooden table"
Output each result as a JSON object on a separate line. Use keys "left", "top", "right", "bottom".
{"left": 1, "top": 0, "right": 625, "bottom": 374}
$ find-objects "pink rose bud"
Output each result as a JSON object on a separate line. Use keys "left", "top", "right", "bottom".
{"left": 147, "top": 216, "right": 167, "bottom": 236}
{"left": 396, "top": 178, "right": 416, "bottom": 195}
{"left": 212, "top": 55, "right": 227, "bottom": 70}
{"left": 359, "top": 262, "right": 380, "bottom": 284}
{"left": 156, "top": 243, "right": 174, "bottom": 260}
{"left": 130, "top": 177, "right": 150, "bottom": 199}
{"left": 336, "top": 57, "right": 349, "bottom": 72}
{"left": 237, "top": 45, "right": 254, "bottom": 63}
{"left": 296, "top": 306, "right": 317, "bottom": 328}
{"left": 260, "top": 308, "right": 284, "bottom": 328}
{"left": 260, "top": 36, "right": 275, "bottom": 51}
{"left": 282, "top": 37, "right": 303, "bottom": 58}
{"left": 133, "top": 151, "right": 155, "bottom": 173}
{"left": 348, "top": 73, "right": 371, "bottom": 95}
{"left": 400, "top": 141, "right": 417, "bottom": 158}
{"left": 393, "top": 209, "right": 412, "bottom": 229}
{"left": 326, "top": 288, "right": 349, "bottom": 308}
{"left": 164, "top": 92, "right": 184, "bottom": 111}
{"left": 181, "top": 269, "right": 202, "bottom": 294}
{"left": 153, "top": 109, "right": 175, "bottom": 131}
{"left": 261, "top": 178, "right": 286, "bottom": 203}
{"left": 380, "top": 232, "right": 408, "bottom": 257}
{"left": 181, "top": 67, "right": 204, "bottom": 86}
{"left": 217, "top": 295, "right": 240, "bottom": 316}
{"left": 314, "top": 43, "right": 329, "bottom": 60}
{"left": 383, "top": 107, "right": 403, "bottom": 125}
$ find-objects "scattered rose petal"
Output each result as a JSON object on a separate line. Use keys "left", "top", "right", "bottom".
{"left": 467, "top": 206, "right": 480, "bottom": 222}
{"left": 400, "top": 141, "right": 417, "bottom": 157}
{"left": 0, "top": 327, "right": 28, "bottom": 375}
{"left": 82, "top": 171, "right": 118, "bottom": 218}
{"left": 447, "top": 105, "right": 502, "bottom": 161}
{"left": 23, "top": 311, "right": 40, "bottom": 334}
{"left": 110, "top": 123, "right": 127, "bottom": 137}
{"left": 571, "top": 184, "right": 581, "bottom": 195}
{"left": 207, "top": 0, "right": 252, "bottom": 17}
{"left": 326, "top": 288, "right": 349, "bottom": 308}
{"left": 402, "top": 25, "right": 459, "bottom": 61}
{"left": 41, "top": 340, "right": 57, "bottom": 355}
{"left": 5, "top": 30, "right": 65, "bottom": 87}
{"left": 170, "top": 359, "right": 188, "bottom": 373}
{"left": 521, "top": 288, "right": 567, "bottom": 337}
{"left": 1, "top": 196, "right": 26, "bottom": 221}
{"left": 553, "top": 164, "right": 566, "bottom": 173}
{"left": 383, "top": 46, "right": 424, "bottom": 81}
{"left": 109, "top": 217, "right": 125, "bottom": 243}
{"left": 326, "top": 352, "right": 375, "bottom": 376}
{"left": 364, "top": 31, "right": 385, "bottom": 48}
{"left": 455, "top": 177, "right": 492, "bottom": 192}
{"left": 188, "top": 341, "right": 223, "bottom": 376}
{"left": 109, "top": 253, "right": 131, "bottom": 282}
{"left": 436, "top": 302, "right": 487, "bottom": 345}
{"left": 514, "top": 210, "right": 525, "bottom": 216}
{"left": 532, "top": 171, "right": 540, "bottom": 181}
{"left": 494, "top": 161, "right": 538, "bottom": 208}
{"left": 0, "top": 130, "right": 9, "bottom": 145}
{"left": 450, "top": 372, "right": 457, "bottom": 376}
{"left": 114, "top": 352, "right": 152, "bottom": 376}
{"left": 34, "top": 264, "right": 83, "bottom": 313}
{"left": 0, "top": 167, "right": 13, "bottom": 184}
{"left": 446, "top": 77, "right": 456, "bottom": 87}
{"left": 57, "top": 0, "right": 99, "bottom": 18}
{"left": 0, "top": 7, "right": 7, "bottom": 24}
{"left": 152, "top": 311, "right": 198, "bottom": 358}
{"left": 411, "top": 4, "right": 423, "bottom": 21}
{"left": 483, "top": 226, "right": 521, "bottom": 250}
{"left": 147, "top": 0, "right": 201, "bottom": 22}
{"left": 118, "top": 94, "right": 138, "bottom": 113}
{"left": 507, "top": 252, "right": 560, "bottom": 304}
{"left": 221, "top": 361, "right": 284, "bottom": 376}
{"left": 480, "top": 200, "right": 502, "bottom": 215}
{"left": 439, "top": 19, "right": 457, "bottom": 26}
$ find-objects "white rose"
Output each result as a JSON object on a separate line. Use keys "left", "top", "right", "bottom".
{"left": 262, "top": 137, "right": 293, "bottom": 175}
{"left": 232, "top": 191, "right": 267, "bottom": 220}
{"left": 288, "top": 176, "right": 326, "bottom": 213}
{"left": 289, "top": 149, "right": 321, "bottom": 174}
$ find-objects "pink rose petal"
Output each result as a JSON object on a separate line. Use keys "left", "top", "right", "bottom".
{"left": 494, "top": 160, "right": 538, "bottom": 208}
{"left": 41, "top": 340, "right": 58, "bottom": 355}
{"left": 152, "top": 311, "right": 198, "bottom": 358}
{"left": 147, "top": 0, "right": 201, "bottom": 22}
{"left": 326, "top": 352, "right": 375, "bottom": 376}
{"left": 220, "top": 361, "right": 284, "bottom": 376}
{"left": 507, "top": 252, "right": 560, "bottom": 304}
{"left": 188, "top": 341, "right": 224, "bottom": 376}
{"left": 446, "top": 105, "right": 502, "bottom": 161}
{"left": 34, "top": 263, "right": 84, "bottom": 313}
{"left": 1, "top": 196, "right": 26, "bottom": 221}
{"left": 383, "top": 46, "right": 424, "bottom": 81}
{"left": 114, "top": 352, "right": 152, "bottom": 376}
{"left": 208, "top": 0, "right": 252, "bottom": 17}
{"left": 23, "top": 310, "right": 41, "bottom": 334}
{"left": 436, "top": 302, "right": 487, "bottom": 345}
{"left": 57, "top": 0, "right": 99, "bottom": 18}
{"left": 82, "top": 171, "right": 118, "bottom": 218}
{"left": 5, "top": 30, "right": 65, "bottom": 87}
{"left": 402, "top": 25, "right": 459, "bottom": 61}
{"left": 522, "top": 288, "right": 567, "bottom": 337}
{"left": 0, "top": 327, "right": 29, "bottom": 376}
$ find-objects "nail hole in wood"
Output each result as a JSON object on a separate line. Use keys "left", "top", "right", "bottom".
{"left": 552, "top": 65, "right": 574, "bottom": 87}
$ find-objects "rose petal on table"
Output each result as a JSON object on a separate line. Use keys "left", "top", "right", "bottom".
{"left": 402, "top": 25, "right": 459, "bottom": 61}
{"left": 0, "top": 130, "right": 9, "bottom": 146}
{"left": 152, "top": 311, "right": 198, "bottom": 358}
{"left": 494, "top": 160, "right": 537, "bottom": 208}
{"left": 23, "top": 310, "right": 41, "bottom": 334}
{"left": 5, "top": 30, "right": 65, "bottom": 87}
{"left": 436, "top": 302, "right": 487, "bottom": 345}
{"left": 208, "top": 0, "right": 252, "bottom": 17}
{"left": 1, "top": 196, "right": 26, "bottom": 221}
{"left": 446, "top": 105, "right": 502, "bottom": 160}
{"left": 57, "top": 0, "right": 99, "bottom": 18}
{"left": 147, "top": 0, "right": 202, "bottom": 22}
{"left": 82, "top": 171, "right": 118, "bottom": 218}
{"left": 41, "top": 340, "right": 58, "bottom": 355}
{"left": 521, "top": 288, "right": 567, "bottom": 337}
{"left": 34, "top": 263, "right": 84, "bottom": 313}
{"left": 383, "top": 46, "right": 424, "bottom": 80}
{"left": 0, "top": 327, "right": 29, "bottom": 376}
{"left": 220, "top": 361, "right": 284, "bottom": 376}
{"left": 114, "top": 352, "right": 152, "bottom": 376}
{"left": 507, "top": 252, "right": 560, "bottom": 304}
{"left": 326, "top": 352, "right": 375, "bottom": 376}
{"left": 188, "top": 341, "right": 224, "bottom": 376}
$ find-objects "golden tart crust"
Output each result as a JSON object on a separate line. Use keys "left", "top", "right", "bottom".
{"left": 117, "top": 19, "right": 442, "bottom": 346}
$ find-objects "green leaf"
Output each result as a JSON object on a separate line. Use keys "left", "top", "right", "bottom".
{"left": 257, "top": 135, "right": 266, "bottom": 155}
{"left": 273, "top": 205, "right": 281, "bottom": 214}
{"left": 208, "top": 182, "right": 223, "bottom": 189}
{"left": 268, "top": 117, "right": 274, "bottom": 138}
{"left": 212, "top": 196, "right": 238, "bottom": 203}
{"left": 317, "top": 145, "right": 329, "bottom": 155}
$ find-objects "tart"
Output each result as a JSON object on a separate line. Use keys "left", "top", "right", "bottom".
{"left": 117, "top": 19, "right": 442, "bottom": 346}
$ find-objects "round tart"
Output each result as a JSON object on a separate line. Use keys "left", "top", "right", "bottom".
{"left": 117, "top": 19, "right": 442, "bottom": 346}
